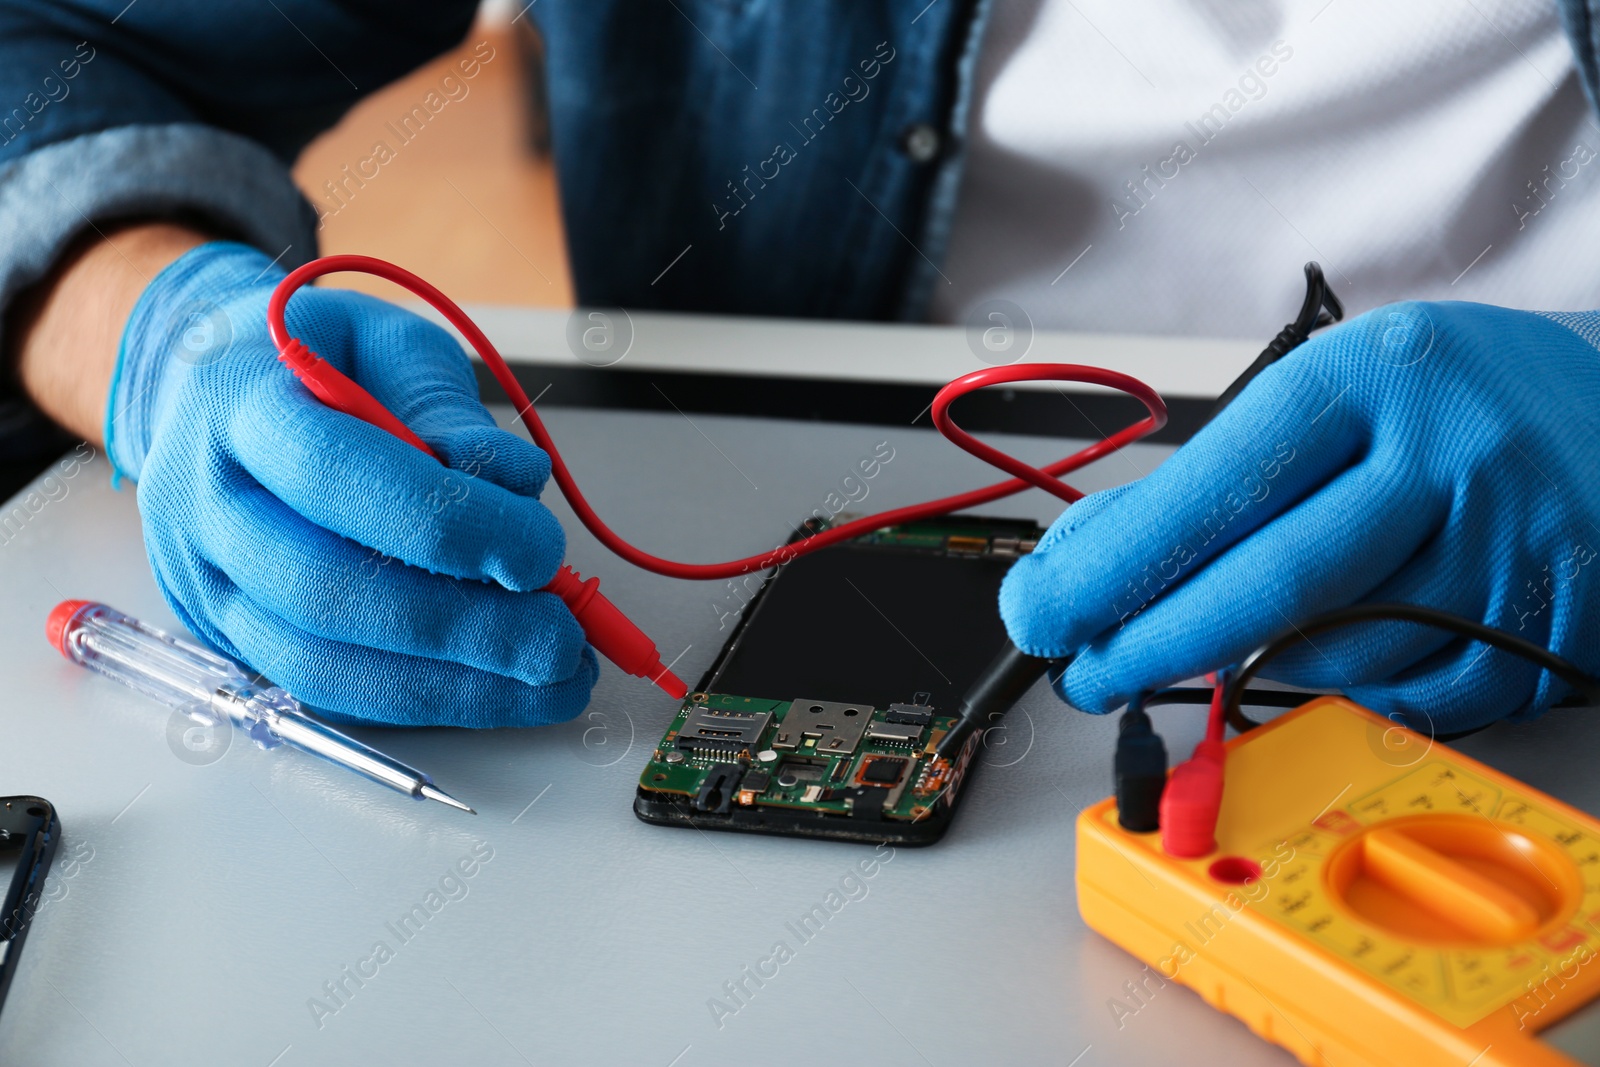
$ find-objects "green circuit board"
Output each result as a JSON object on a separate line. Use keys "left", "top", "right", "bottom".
{"left": 640, "top": 692, "right": 962, "bottom": 821}
{"left": 634, "top": 513, "right": 1046, "bottom": 841}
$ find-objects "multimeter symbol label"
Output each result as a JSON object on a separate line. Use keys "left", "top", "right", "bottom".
{"left": 1249, "top": 761, "right": 1600, "bottom": 1027}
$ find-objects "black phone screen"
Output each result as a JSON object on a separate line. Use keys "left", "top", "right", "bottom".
{"left": 706, "top": 541, "right": 1018, "bottom": 713}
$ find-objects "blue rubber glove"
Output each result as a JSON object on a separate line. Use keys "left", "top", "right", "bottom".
{"left": 1000, "top": 301, "right": 1600, "bottom": 733}
{"left": 109, "top": 242, "right": 597, "bottom": 727}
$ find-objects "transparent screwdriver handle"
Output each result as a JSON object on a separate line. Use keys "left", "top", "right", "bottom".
{"left": 54, "top": 601, "right": 250, "bottom": 710}
{"left": 48, "top": 601, "right": 466, "bottom": 806}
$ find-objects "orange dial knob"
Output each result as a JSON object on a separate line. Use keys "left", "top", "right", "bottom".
{"left": 1326, "top": 814, "right": 1583, "bottom": 946}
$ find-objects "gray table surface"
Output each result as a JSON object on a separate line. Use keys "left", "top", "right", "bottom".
{"left": 1, "top": 404, "right": 1596, "bottom": 1067}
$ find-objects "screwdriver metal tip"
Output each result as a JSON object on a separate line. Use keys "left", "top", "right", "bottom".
{"left": 420, "top": 784, "right": 476, "bottom": 814}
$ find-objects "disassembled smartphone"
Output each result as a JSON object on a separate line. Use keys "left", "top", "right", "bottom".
{"left": 634, "top": 515, "right": 1044, "bottom": 845}
{"left": 0, "top": 796, "right": 59, "bottom": 1016}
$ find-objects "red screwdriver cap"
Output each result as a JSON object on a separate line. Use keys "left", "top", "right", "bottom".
{"left": 46, "top": 599, "right": 93, "bottom": 657}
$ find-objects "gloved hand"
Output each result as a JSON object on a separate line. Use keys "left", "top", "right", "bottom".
{"left": 1000, "top": 301, "right": 1600, "bottom": 733}
{"left": 110, "top": 241, "right": 597, "bottom": 726}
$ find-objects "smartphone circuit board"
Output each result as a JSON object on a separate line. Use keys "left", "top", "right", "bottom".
{"left": 634, "top": 515, "right": 1044, "bottom": 845}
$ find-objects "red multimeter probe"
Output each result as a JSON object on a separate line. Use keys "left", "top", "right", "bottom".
{"left": 269, "top": 273, "right": 690, "bottom": 699}
{"left": 265, "top": 255, "right": 1167, "bottom": 700}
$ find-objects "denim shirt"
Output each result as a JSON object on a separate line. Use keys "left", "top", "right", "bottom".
{"left": 0, "top": 0, "right": 1598, "bottom": 451}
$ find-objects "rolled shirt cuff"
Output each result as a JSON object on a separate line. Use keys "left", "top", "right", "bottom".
{"left": 0, "top": 122, "right": 319, "bottom": 460}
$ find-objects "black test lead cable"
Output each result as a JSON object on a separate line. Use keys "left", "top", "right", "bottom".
{"left": 1208, "top": 262, "right": 1343, "bottom": 419}
{"left": 935, "top": 264, "right": 1346, "bottom": 763}
{"left": 1141, "top": 687, "right": 1309, "bottom": 711}
{"left": 1221, "top": 602, "right": 1600, "bottom": 736}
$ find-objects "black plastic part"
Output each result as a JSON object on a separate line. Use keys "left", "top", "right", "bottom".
{"left": 844, "top": 786, "right": 893, "bottom": 818}
{"left": 692, "top": 764, "right": 745, "bottom": 814}
{"left": 0, "top": 796, "right": 60, "bottom": 1019}
{"left": 1114, "top": 708, "right": 1168, "bottom": 834}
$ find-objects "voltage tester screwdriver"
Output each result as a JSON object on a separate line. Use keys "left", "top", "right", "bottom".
{"left": 48, "top": 600, "right": 475, "bottom": 813}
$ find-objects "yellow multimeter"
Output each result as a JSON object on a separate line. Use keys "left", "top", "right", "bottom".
{"left": 1077, "top": 697, "right": 1600, "bottom": 1066}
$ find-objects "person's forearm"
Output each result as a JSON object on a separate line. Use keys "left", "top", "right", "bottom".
{"left": 10, "top": 223, "right": 211, "bottom": 444}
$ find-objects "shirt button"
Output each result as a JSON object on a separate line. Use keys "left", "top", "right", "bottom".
{"left": 900, "top": 123, "right": 941, "bottom": 163}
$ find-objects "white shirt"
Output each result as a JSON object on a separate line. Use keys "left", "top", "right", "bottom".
{"left": 932, "top": 0, "right": 1600, "bottom": 339}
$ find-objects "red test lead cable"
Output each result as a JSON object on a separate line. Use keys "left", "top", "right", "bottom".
{"left": 269, "top": 266, "right": 689, "bottom": 700}
{"left": 266, "top": 256, "right": 1169, "bottom": 693}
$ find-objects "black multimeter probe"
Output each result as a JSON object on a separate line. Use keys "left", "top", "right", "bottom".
{"left": 934, "top": 643, "right": 1055, "bottom": 759}
{"left": 934, "top": 264, "right": 1343, "bottom": 765}
{"left": 942, "top": 267, "right": 1600, "bottom": 841}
